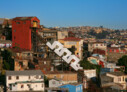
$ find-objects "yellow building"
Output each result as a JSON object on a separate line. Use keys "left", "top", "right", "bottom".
{"left": 59, "top": 37, "right": 83, "bottom": 60}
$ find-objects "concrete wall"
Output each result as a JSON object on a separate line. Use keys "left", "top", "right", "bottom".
{"left": 49, "top": 79, "right": 63, "bottom": 87}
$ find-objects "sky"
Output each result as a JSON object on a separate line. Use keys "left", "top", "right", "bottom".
{"left": 0, "top": 0, "right": 127, "bottom": 29}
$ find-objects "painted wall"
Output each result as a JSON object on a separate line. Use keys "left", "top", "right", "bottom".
{"left": 6, "top": 75, "right": 44, "bottom": 91}
{"left": 59, "top": 84, "right": 83, "bottom": 92}
{"left": 84, "top": 69, "right": 96, "bottom": 79}
{"left": 59, "top": 39, "right": 83, "bottom": 59}
{"left": 12, "top": 17, "right": 40, "bottom": 50}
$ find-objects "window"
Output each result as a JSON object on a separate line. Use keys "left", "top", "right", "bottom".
{"left": 44, "top": 61, "right": 46, "bottom": 65}
{"left": 41, "top": 75, "right": 43, "bottom": 79}
{"left": 9, "top": 84, "right": 12, "bottom": 90}
{"left": 123, "top": 77, "right": 124, "bottom": 81}
{"left": 8, "top": 76, "right": 11, "bottom": 80}
{"left": 27, "top": 84, "right": 31, "bottom": 87}
{"left": 16, "top": 22, "right": 20, "bottom": 24}
{"left": 36, "top": 75, "right": 39, "bottom": 79}
{"left": 27, "top": 53, "right": 30, "bottom": 56}
{"left": 21, "top": 85, "right": 24, "bottom": 88}
{"left": 29, "top": 76, "right": 31, "bottom": 79}
{"left": 16, "top": 76, "right": 19, "bottom": 80}
{"left": 118, "top": 78, "right": 121, "bottom": 82}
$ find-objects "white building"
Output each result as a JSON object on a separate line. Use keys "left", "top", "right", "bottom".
{"left": 84, "top": 69, "right": 96, "bottom": 79}
{"left": 88, "top": 42, "right": 107, "bottom": 53}
{"left": 49, "top": 78, "right": 63, "bottom": 88}
{"left": 6, "top": 70, "right": 45, "bottom": 92}
{"left": 0, "top": 40, "right": 12, "bottom": 48}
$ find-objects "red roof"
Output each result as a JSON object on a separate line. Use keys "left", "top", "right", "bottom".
{"left": 12, "top": 17, "right": 36, "bottom": 21}
{"left": 63, "top": 37, "right": 81, "bottom": 41}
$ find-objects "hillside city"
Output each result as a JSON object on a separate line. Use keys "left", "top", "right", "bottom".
{"left": 0, "top": 17, "right": 127, "bottom": 92}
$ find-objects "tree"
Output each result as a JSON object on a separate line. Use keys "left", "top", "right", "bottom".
{"left": 68, "top": 46, "right": 76, "bottom": 54}
{"left": 117, "top": 55, "right": 127, "bottom": 73}
{"left": 1, "top": 49, "right": 14, "bottom": 70}
{"left": 80, "top": 59, "right": 101, "bottom": 75}
{"left": 3, "top": 60, "right": 10, "bottom": 70}
{"left": 44, "top": 76, "right": 49, "bottom": 87}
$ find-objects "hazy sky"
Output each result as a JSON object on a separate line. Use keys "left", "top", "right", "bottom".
{"left": 0, "top": 0, "right": 127, "bottom": 29}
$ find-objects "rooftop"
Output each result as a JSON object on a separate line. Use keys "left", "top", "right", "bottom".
{"left": 107, "top": 72, "right": 126, "bottom": 76}
{"left": 42, "top": 30, "right": 58, "bottom": 32}
{"left": 60, "top": 83, "right": 82, "bottom": 86}
{"left": 62, "top": 37, "right": 81, "bottom": 41}
{"left": 45, "top": 71, "right": 77, "bottom": 74}
{"left": 89, "top": 42, "right": 105, "bottom": 44}
{"left": 13, "top": 17, "right": 36, "bottom": 21}
{"left": 6, "top": 70, "right": 43, "bottom": 76}
{"left": 49, "top": 77, "right": 62, "bottom": 81}
{"left": 100, "top": 74, "right": 113, "bottom": 84}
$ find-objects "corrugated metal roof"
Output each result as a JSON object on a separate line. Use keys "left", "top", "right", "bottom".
{"left": 6, "top": 70, "right": 43, "bottom": 76}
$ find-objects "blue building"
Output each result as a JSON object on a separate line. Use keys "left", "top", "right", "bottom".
{"left": 59, "top": 83, "right": 83, "bottom": 92}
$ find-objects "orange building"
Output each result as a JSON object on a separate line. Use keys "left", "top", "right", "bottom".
{"left": 45, "top": 71, "right": 78, "bottom": 84}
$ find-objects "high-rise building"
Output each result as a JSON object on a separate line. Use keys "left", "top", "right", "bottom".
{"left": 12, "top": 17, "right": 40, "bottom": 50}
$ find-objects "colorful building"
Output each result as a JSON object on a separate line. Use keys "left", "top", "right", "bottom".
{"left": 88, "top": 42, "right": 107, "bottom": 53}
{"left": 59, "top": 37, "right": 83, "bottom": 60}
{"left": 6, "top": 70, "right": 45, "bottom": 92}
{"left": 12, "top": 17, "right": 40, "bottom": 50}
{"left": 59, "top": 83, "right": 83, "bottom": 92}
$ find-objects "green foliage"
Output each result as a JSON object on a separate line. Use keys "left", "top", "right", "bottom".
{"left": 117, "top": 55, "right": 127, "bottom": 73}
{"left": 3, "top": 60, "right": 10, "bottom": 70}
{"left": 117, "top": 55, "right": 127, "bottom": 66}
{"left": 80, "top": 59, "right": 101, "bottom": 75}
{"left": 28, "top": 62, "right": 35, "bottom": 69}
{"left": 1, "top": 49, "right": 14, "bottom": 70}
{"left": 68, "top": 46, "right": 76, "bottom": 54}
{"left": 0, "top": 75, "right": 5, "bottom": 85}
{"left": 44, "top": 76, "right": 49, "bottom": 87}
